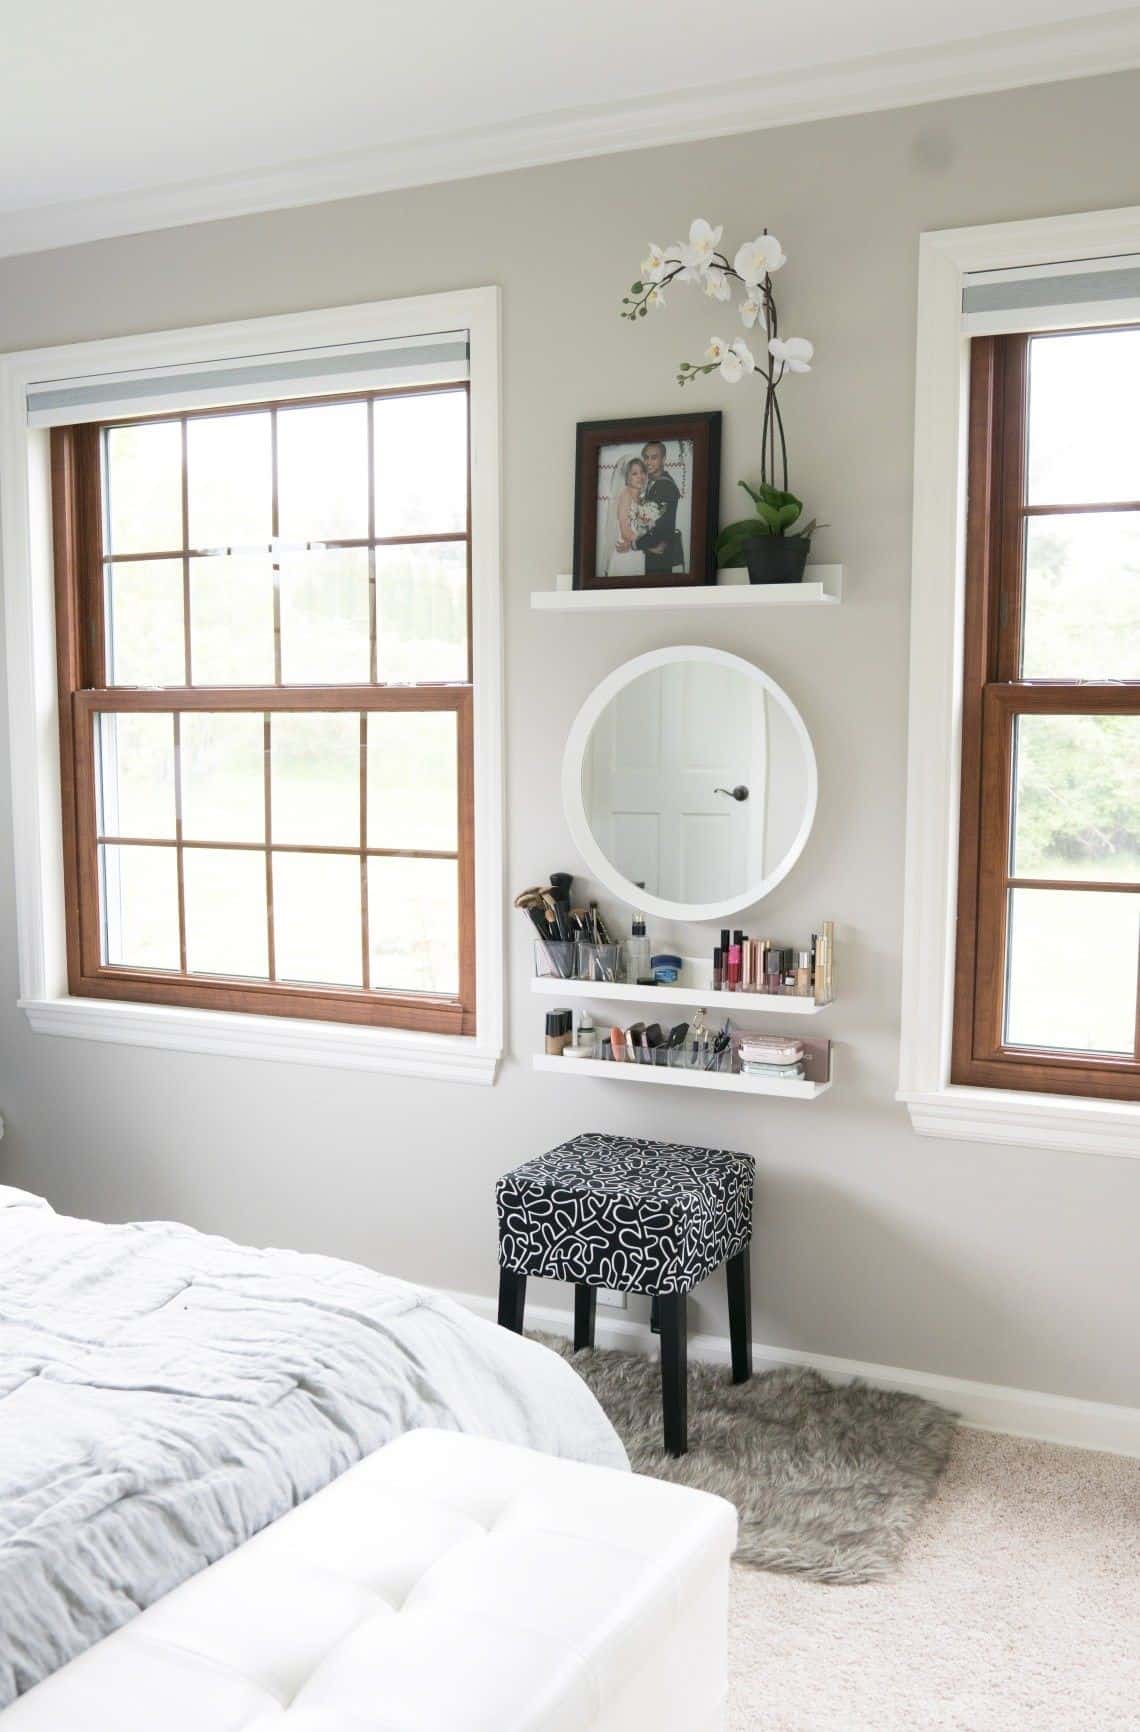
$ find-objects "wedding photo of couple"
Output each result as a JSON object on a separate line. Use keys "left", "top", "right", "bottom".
{"left": 596, "top": 438, "right": 692, "bottom": 579}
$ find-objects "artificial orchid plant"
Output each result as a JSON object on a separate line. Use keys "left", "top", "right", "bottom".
{"left": 621, "top": 219, "right": 819, "bottom": 562}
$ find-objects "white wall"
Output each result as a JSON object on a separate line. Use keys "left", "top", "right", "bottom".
{"left": 1, "top": 70, "right": 1138, "bottom": 1410}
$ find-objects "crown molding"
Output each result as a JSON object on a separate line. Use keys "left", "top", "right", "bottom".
{"left": 3, "top": 8, "right": 1140, "bottom": 260}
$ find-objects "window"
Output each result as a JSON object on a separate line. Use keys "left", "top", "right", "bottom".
{"left": 52, "top": 385, "right": 476, "bottom": 1036}
{"left": 952, "top": 327, "right": 1140, "bottom": 1101}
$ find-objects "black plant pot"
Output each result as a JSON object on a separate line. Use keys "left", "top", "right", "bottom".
{"left": 743, "top": 536, "right": 811, "bottom": 585}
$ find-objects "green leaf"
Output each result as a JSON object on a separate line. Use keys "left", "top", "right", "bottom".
{"left": 715, "top": 519, "right": 771, "bottom": 560}
{"left": 631, "top": 281, "right": 643, "bottom": 294}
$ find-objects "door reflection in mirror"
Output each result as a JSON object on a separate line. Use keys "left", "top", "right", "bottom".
{"left": 581, "top": 660, "right": 811, "bottom": 906}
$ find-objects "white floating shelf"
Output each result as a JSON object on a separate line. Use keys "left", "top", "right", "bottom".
{"left": 532, "top": 1053, "right": 833, "bottom": 1099}
{"left": 531, "top": 972, "right": 826, "bottom": 1015}
{"left": 531, "top": 566, "right": 842, "bottom": 612}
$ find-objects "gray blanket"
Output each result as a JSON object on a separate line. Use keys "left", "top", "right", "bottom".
{"left": 0, "top": 1192, "right": 625, "bottom": 1705}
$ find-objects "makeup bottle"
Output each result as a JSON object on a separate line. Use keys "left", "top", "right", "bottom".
{"left": 713, "top": 947, "right": 724, "bottom": 991}
{"left": 545, "top": 1009, "right": 572, "bottom": 1055}
{"left": 623, "top": 914, "right": 650, "bottom": 985}
{"left": 764, "top": 950, "right": 783, "bottom": 996}
{"left": 575, "top": 1014, "right": 598, "bottom": 1057}
{"left": 726, "top": 941, "right": 742, "bottom": 991}
{"left": 795, "top": 951, "right": 813, "bottom": 996}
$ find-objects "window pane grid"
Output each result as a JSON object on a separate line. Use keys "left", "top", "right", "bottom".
{"left": 101, "top": 387, "right": 470, "bottom": 691}
{"left": 93, "top": 705, "right": 462, "bottom": 1000}
{"left": 954, "top": 330, "right": 1140, "bottom": 1097}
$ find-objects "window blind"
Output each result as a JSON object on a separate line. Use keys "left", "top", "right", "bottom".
{"left": 26, "top": 330, "right": 469, "bottom": 427}
{"left": 961, "top": 255, "right": 1140, "bottom": 335}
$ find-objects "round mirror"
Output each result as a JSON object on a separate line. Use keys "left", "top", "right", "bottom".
{"left": 562, "top": 646, "right": 817, "bottom": 923}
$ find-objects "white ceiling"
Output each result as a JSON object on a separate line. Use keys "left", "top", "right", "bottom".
{"left": 2, "top": 0, "right": 1139, "bottom": 257}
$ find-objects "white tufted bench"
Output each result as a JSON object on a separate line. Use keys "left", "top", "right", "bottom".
{"left": 1, "top": 1428, "right": 737, "bottom": 1732}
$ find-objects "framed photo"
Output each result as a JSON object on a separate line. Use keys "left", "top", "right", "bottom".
{"left": 572, "top": 412, "right": 722, "bottom": 591}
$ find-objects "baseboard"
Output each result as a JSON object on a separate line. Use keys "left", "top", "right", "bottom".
{"left": 447, "top": 1287, "right": 1140, "bottom": 1459}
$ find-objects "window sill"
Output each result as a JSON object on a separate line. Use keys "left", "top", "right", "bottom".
{"left": 898, "top": 1086, "right": 1140, "bottom": 1159}
{"left": 21, "top": 996, "right": 500, "bottom": 1085}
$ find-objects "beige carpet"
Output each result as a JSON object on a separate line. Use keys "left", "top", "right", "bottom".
{"left": 729, "top": 1429, "right": 1140, "bottom": 1731}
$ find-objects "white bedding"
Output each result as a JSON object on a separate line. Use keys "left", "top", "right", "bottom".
{"left": 0, "top": 1197, "right": 625, "bottom": 1705}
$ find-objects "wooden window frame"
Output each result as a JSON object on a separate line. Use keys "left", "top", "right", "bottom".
{"left": 51, "top": 386, "right": 477, "bottom": 1038}
{"left": 952, "top": 331, "right": 1140, "bottom": 1102}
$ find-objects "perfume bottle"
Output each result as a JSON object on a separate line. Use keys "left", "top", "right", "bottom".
{"left": 623, "top": 913, "right": 651, "bottom": 984}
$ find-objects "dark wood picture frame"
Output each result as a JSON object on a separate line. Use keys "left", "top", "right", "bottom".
{"left": 572, "top": 412, "right": 721, "bottom": 591}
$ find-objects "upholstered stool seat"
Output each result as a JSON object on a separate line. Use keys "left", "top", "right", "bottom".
{"left": 496, "top": 1132, "right": 755, "bottom": 1456}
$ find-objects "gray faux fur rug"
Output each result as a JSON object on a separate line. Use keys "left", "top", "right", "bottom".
{"left": 542, "top": 1334, "right": 957, "bottom": 1584}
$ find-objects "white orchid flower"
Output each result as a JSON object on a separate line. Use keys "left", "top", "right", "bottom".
{"left": 768, "top": 336, "right": 813, "bottom": 374}
{"left": 719, "top": 338, "right": 755, "bottom": 383}
{"left": 677, "top": 216, "right": 723, "bottom": 279}
{"left": 704, "top": 265, "right": 732, "bottom": 301}
{"left": 640, "top": 242, "right": 669, "bottom": 284}
{"left": 734, "top": 234, "right": 787, "bottom": 284}
{"left": 705, "top": 336, "right": 729, "bottom": 363}
{"left": 740, "top": 296, "right": 766, "bottom": 330}
{"left": 647, "top": 285, "right": 667, "bottom": 309}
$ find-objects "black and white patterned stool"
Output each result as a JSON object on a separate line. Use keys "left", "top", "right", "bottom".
{"left": 495, "top": 1131, "right": 755, "bottom": 1456}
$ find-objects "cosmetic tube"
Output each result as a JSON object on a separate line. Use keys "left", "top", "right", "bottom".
{"left": 713, "top": 947, "right": 724, "bottom": 991}
{"left": 727, "top": 943, "right": 742, "bottom": 990}
{"left": 764, "top": 954, "right": 782, "bottom": 996}
{"left": 795, "top": 951, "right": 813, "bottom": 996}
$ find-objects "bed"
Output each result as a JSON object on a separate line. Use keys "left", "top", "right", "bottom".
{"left": 0, "top": 1186, "right": 735, "bottom": 1727}
{"left": 0, "top": 1188, "right": 625, "bottom": 1686}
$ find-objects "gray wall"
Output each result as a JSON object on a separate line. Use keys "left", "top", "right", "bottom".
{"left": 2, "top": 71, "right": 1138, "bottom": 1408}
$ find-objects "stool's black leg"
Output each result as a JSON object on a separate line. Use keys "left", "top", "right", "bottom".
{"left": 497, "top": 1268, "right": 526, "bottom": 1333}
{"left": 726, "top": 1248, "right": 752, "bottom": 1384}
{"left": 573, "top": 1284, "right": 597, "bottom": 1352}
{"left": 659, "top": 1293, "right": 688, "bottom": 1457}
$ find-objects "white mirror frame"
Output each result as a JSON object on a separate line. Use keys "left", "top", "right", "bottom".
{"left": 562, "top": 645, "right": 818, "bottom": 924}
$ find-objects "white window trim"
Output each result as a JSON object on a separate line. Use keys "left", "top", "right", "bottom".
{"left": 898, "top": 205, "right": 1140, "bottom": 1158}
{"left": 1, "top": 288, "right": 505, "bottom": 1084}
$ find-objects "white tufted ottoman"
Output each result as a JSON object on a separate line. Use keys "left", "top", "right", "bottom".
{"left": 1, "top": 1428, "right": 737, "bottom": 1732}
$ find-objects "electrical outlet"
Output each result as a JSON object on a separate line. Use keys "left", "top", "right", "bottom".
{"left": 597, "top": 1289, "right": 627, "bottom": 1310}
